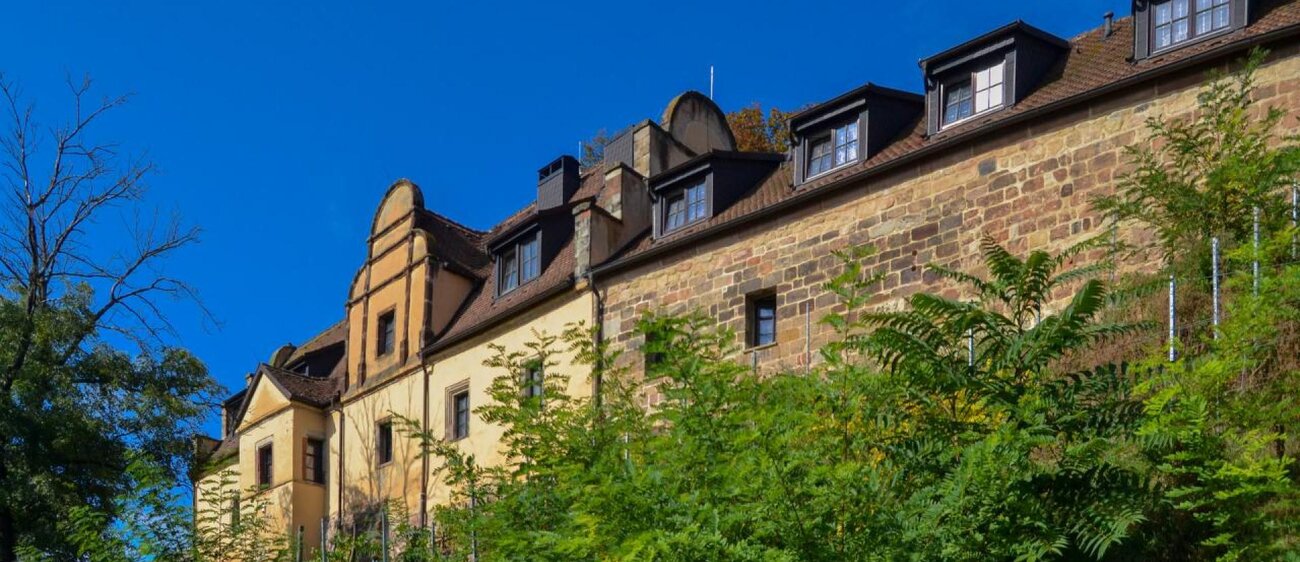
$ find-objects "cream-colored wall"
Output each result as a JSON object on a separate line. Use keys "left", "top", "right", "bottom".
{"left": 337, "top": 370, "right": 427, "bottom": 523}
{"left": 423, "top": 291, "right": 593, "bottom": 505}
{"left": 289, "top": 406, "right": 329, "bottom": 551}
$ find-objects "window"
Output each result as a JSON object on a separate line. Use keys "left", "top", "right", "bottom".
{"left": 832, "top": 122, "right": 858, "bottom": 168}
{"left": 973, "top": 62, "right": 1005, "bottom": 114}
{"left": 943, "top": 61, "right": 1004, "bottom": 128}
{"left": 664, "top": 181, "right": 707, "bottom": 233}
{"left": 748, "top": 293, "right": 777, "bottom": 348}
{"left": 643, "top": 331, "right": 666, "bottom": 372}
{"left": 806, "top": 122, "right": 858, "bottom": 178}
{"left": 1153, "top": 0, "right": 1230, "bottom": 51}
{"left": 377, "top": 421, "right": 393, "bottom": 465}
{"left": 304, "top": 437, "right": 325, "bottom": 484}
{"left": 451, "top": 391, "right": 470, "bottom": 440}
{"left": 498, "top": 233, "right": 541, "bottom": 295}
{"left": 520, "top": 237, "right": 540, "bottom": 283}
{"left": 522, "top": 362, "right": 544, "bottom": 400}
{"left": 376, "top": 311, "right": 395, "bottom": 357}
{"left": 807, "top": 138, "right": 832, "bottom": 177}
{"left": 256, "top": 443, "right": 273, "bottom": 488}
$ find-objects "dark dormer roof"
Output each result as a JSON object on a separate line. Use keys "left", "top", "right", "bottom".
{"left": 919, "top": 20, "right": 1070, "bottom": 74}
{"left": 788, "top": 83, "right": 923, "bottom": 133}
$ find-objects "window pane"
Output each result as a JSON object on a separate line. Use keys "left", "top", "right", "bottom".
{"left": 1173, "top": 0, "right": 1188, "bottom": 18}
{"left": 1156, "top": 2, "right": 1171, "bottom": 24}
{"left": 520, "top": 238, "right": 540, "bottom": 282}
{"left": 831, "top": 123, "right": 857, "bottom": 167}
{"left": 453, "top": 393, "right": 470, "bottom": 439}
{"left": 1174, "top": 19, "right": 1189, "bottom": 42}
{"left": 1156, "top": 25, "right": 1172, "bottom": 47}
{"left": 1213, "top": 5, "right": 1229, "bottom": 28}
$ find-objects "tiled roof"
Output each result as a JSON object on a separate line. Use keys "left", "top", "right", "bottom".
{"left": 601, "top": 0, "right": 1300, "bottom": 270}
{"left": 261, "top": 364, "right": 340, "bottom": 408}
{"left": 416, "top": 209, "right": 491, "bottom": 274}
{"left": 282, "top": 319, "right": 346, "bottom": 366}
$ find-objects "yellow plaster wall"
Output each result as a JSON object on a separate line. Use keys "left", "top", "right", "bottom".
{"left": 423, "top": 291, "right": 593, "bottom": 505}
{"left": 337, "top": 370, "right": 427, "bottom": 522}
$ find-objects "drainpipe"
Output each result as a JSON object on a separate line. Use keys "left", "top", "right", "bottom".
{"left": 585, "top": 270, "right": 606, "bottom": 411}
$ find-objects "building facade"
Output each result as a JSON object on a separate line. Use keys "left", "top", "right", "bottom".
{"left": 196, "top": 0, "right": 1300, "bottom": 551}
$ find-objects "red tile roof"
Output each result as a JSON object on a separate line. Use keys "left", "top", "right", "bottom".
{"left": 599, "top": 0, "right": 1300, "bottom": 271}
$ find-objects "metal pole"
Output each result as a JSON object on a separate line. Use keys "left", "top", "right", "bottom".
{"left": 1254, "top": 206, "right": 1261, "bottom": 296}
{"left": 470, "top": 487, "right": 479, "bottom": 562}
{"left": 320, "top": 518, "right": 327, "bottom": 562}
{"left": 1292, "top": 183, "right": 1298, "bottom": 260}
{"left": 803, "top": 301, "right": 811, "bottom": 373}
{"left": 1168, "top": 272, "right": 1177, "bottom": 361}
{"left": 1110, "top": 222, "right": 1118, "bottom": 285}
{"left": 381, "top": 506, "right": 389, "bottom": 562}
{"left": 967, "top": 328, "right": 975, "bottom": 367}
{"left": 1212, "top": 236, "right": 1221, "bottom": 338}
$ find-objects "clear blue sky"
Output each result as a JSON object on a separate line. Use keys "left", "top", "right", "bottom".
{"left": 3, "top": 1, "right": 1128, "bottom": 437}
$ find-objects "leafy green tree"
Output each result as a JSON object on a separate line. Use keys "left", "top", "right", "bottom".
{"left": 0, "top": 75, "right": 220, "bottom": 559}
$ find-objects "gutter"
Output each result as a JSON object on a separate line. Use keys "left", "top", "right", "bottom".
{"left": 591, "top": 22, "right": 1300, "bottom": 278}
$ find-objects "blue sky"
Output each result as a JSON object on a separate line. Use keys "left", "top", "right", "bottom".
{"left": 3, "top": 1, "right": 1128, "bottom": 437}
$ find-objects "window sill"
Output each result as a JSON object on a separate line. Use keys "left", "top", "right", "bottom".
{"left": 1148, "top": 26, "right": 1235, "bottom": 59}
{"left": 801, "top": 160, "right": 858, "bottom": 185}
{"left": 939, "top": 105, "right": 1006, "bottom": 132}
{"left": 745, "top": 342, "right": 778, "bottom": 353}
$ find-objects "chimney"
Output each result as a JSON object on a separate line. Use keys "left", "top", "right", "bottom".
{"left": 1104, "top": 11, "right": 1114, "bottom": 38}
{"left": 537, "top": 155, "right": 579, "bottom": 211}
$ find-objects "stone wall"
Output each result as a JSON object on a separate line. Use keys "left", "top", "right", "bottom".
{"left": 597, "top": 48, "right": 1300, "bottom": 405}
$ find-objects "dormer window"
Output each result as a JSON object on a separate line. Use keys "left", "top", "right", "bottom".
{"left": 498, "top": 232, "right": 540, "bottom": 295}
{"left": 664, "top": 180, "right": 707, "bottom": 232}
{"left": 942, "top": 61, "right": 1005, "bottom": 128}
{"left": 806, "top": 121, "right": 859, "bottom": 178}
{"left": 1136, "top": 0, "right": 1247, "bottom": 60}
{"left": 790, "top": 84, "right": 922, "bottom": 185}
{"left": 1153, "top": 0, "right": 1230, "bottom": 51}
{"left": 921, "top": 22, "right": 1067, "bottom": 136}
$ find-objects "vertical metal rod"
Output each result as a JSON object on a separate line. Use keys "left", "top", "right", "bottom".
{"left": 1212, "top": 236, "right": 1221, "bottom": 338}
{"left": 1254, "top": 206, "right": 1261, "bottom": 296}
{"left": 470, "top": 489, "right": 480, "bottom": 562}
{"left": 1292, "top": 183, "right": 1298, "bottom": 260}
{"left": 320, "top": 518, "right": 327, "bottom": 562}
{"left": 297, "top": 526, "right": 303, "bottom": 562}
{"left": 1168, "top": 273, "right": 1177, "bottom": 361}
{"left": 1109, "top": 222, "right": 1119, "bottom": 285}
{"left": 967, "top": 328, "right": 975, "bottom": 367}
{"left": 803, "top": 301, "right": 811, "bottom": 373}
{"left": 380, "top": 505, "right": 389, "bottom": 562}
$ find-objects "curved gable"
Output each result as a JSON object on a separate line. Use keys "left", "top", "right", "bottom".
{"left": 661, "top": 91, "right": 736, "bottom": 155}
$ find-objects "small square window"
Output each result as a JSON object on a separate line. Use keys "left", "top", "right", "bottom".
{"left": 450, "top": 390, "right": 470, "bottom": 441}
{"left": 943, "top": 81, "right": 974, "bottom": 125}
{"left": 520, "top": 236, "right": 540, "bottom": 283}
{"left": 256, "top": 443, "right": 273, "bottom": 488}
{"left": 522, "top": 362, "right": 544, "bottom": 400}
{"left": 748, "top": 293, "right": 777, "bottom": 348}
{"left": 376, "top": 421, "right": 393, "bottom": 465}
{"left": 497, "top": 233, "right": 542, "bottom": 296}
{"left": 664, "top": 180, "right": 707, "bottom": 233}
{"left": 304, "top": 437, "right": 325, "bottom": 484}
{"left": 500, "top": 248, "right": 519, "bottom": 293}
{"left": 1153, "top": 0, "right": 1229, "bottom": 51}
{"left": 376, "top": 311, "right": 395, "bottom": 357}
{"left": 807, "top": 137, "right": 832, "bottom": 177}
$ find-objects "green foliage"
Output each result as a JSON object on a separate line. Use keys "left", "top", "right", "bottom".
{"left": 1093, "top": 47, "right": 1300, "bottom": 263}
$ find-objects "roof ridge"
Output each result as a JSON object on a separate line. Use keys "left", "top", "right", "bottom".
{"left": 419, "top": 208, "right": 489, "bottom": 239}
{"left": 293, "top": 319, "right": 346, "bottom": 351}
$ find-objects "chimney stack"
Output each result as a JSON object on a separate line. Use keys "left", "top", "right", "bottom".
{"left": 1104, "top": 11, "right": 1114, "bottom": 38}
{"left": 537, "top": 155, "right": 580, "bottom": 211}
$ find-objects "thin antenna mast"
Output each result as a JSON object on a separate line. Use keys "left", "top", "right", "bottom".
{"left": 709, "top": 65, "right": 715, "bottom": 99}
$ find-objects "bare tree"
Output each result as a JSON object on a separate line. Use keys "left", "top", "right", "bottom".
{"left": 0, "top": 74, "right": 216, "bottom": 560}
